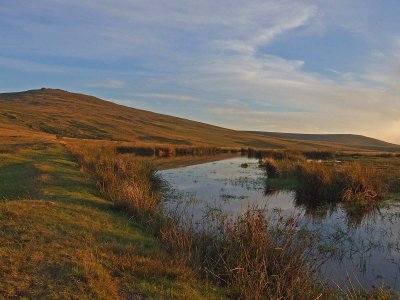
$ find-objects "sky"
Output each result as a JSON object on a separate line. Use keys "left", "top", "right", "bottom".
{"left": 1, "top": 1, "right": 399, "bottom": 143}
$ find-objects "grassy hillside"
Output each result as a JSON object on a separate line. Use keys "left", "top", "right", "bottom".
{"left": 248, "top": 131, "right": 400, "bottom": 151}
{"left": 0, "top": 144, "right": 224, "bottom": 299}
{"left": 1, "top": 88, "right": 399, "bottom": 152}
{"left": 0, "top": 89, "right": 285, "bottom": 149}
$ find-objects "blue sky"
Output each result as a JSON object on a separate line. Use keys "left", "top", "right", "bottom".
{"left": 1, "top": 1, "right": 399, "bottom": 143}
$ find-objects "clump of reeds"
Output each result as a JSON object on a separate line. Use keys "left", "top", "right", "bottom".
{"left": 244, "top": 148, "right": 306, "bottom": 161}
{"left": 303, "top": 150, "right": 336, "bottom": 160}
{"left": 264, "top": 158, "right": 279, "bottom": 178}
{"left": 115, "top": 145, "right": 233, "bottom": 157}
{"left": 261, "top": 157, "right": 301, "bottom": 180}
{"left": 67, "top": 143, "right": 163, "bottom": 220}
{"left": 337, "top": 162, "right": 387, "bottom": 202}
{"left": 294, "top": 161, "right": 387, "bottom": 204}
{"left": 161, "top": 206, "right": 324, "bottom": 300}
{"left": 97, "top": 156, "right": 162, "bottom": 218}
{"left": 294, "top": 162, "right": 337, "bottom": 203}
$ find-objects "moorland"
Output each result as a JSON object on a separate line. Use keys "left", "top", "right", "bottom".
{"left": 1, "top": 88, "right": 399, "bottom": 299}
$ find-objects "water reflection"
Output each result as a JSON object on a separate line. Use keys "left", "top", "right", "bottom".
{"left": 294, "top": 193, "right": 382, "bottom": 228}
{"left": 160, "top": 156, "right": 400, "bottom": 289}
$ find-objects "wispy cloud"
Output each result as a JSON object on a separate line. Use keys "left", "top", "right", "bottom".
{"left": 0, "top": 1, "right": 399, "bottom": 143}
{"left": 83, "top": 79, "right": 125, "bottom": 89}
{"left": 128, "top": 93, "right": 198, "bottom": 102}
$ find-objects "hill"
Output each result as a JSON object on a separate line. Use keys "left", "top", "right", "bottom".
{"left": 248, "top": 131, "right": 400, "bottom": 152}
{"left": 1, "top": 88, "right": 399, "bottom": 152}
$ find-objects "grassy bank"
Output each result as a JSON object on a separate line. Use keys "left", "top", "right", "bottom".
{"left": 0, "top": 144, "right": 223, "bottom": 299}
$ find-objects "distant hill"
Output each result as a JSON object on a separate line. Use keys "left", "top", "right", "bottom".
{"left": 1, "top": 88, "right": 399, "bottom": 152}
{"left": 248, "top": 131, "right": 400, "bottom": 152}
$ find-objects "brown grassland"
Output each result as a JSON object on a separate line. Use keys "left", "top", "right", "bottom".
{"left": 1, "top": 88, "right": 400, "bottom": 299}
{"left": 2, "top": 88, "right": 400, "bottom": 152}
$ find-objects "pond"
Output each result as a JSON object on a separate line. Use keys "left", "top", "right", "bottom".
{"left": 160, "top": 156, "right": 400, "bottom": 289}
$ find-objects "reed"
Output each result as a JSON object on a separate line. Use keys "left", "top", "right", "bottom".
{"left": 67, "top": 143, "right": 163, "bottom": 221}
{"left": 294, "top": 161, "right": 387, "bottom": 203}
{"left": 116, "top": 145, "right": 237, "bottom": 157}
{"left": 161, "top": 207, "right": 324, "bottom": 300}
{"left": 244, "top": 148, "right": 306, "bottom": 161}
{"left": 337, "top": 162, "right": 387, "bottom": 202}
{"left": 264, "top": 158, "right": 279, "bottom": 178}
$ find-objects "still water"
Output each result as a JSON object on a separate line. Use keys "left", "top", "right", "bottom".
{"left": 160, "top": 156, "right": 400, "bottom": 289}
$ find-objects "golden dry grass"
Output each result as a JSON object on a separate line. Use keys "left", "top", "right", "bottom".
{"left": 2, "top": 88, "right": 399, "bottom": 152}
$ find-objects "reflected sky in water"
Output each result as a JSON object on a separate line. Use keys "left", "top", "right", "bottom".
{"left": 160, "top": 156, "right": 400, "bottom": 289}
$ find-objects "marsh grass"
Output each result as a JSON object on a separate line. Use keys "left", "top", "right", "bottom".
{"left": 260, "top": 155, "right": 388, "bottom": 204}
{"left": 68, "top": 143, "right": 326, "bottom": 299}
{"left": 67, "top": 144, "right": 163, "bottom": 222}
{"left": 95, "top": 155, "right": 162, "bottom": 218}
{"left": 264, "top": 158, "right": 279, "bottom": 178}
{"left": 116, "top": 145, "right": 239, "bottom": 157}
{"left": 338, "top": 162, "right": 387, "bottom": 202}
{"left": 295, "top": 161, "right": 387, "bottom": 204}
{"left": 244, "top": 148, "right": 306, "bottom": 161}
{"left": 334, "top": 282, "right": 397, "bottom": 300}
{"left": 67, "top": 142, "right": 397, "bottom": 299}
{"left": 161, "top": 206, "right": 325, "bottom": 300}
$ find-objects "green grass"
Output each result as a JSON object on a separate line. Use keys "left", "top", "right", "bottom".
{"left": 0, "top": 152, "right": 40, "bottom": 199}
{"left": 0, "top": 145, "right": 225, "bottom": 299}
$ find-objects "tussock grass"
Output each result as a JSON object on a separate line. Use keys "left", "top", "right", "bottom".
{"left": 264, "top": 158, "right": 279, "bottom": 178}
{"left": 295, "top": 161, "right": 387, "bottom": 204}
{"left": 94, "top": 155, "right": 162, "bottom": 218}
{"left": 244, "top": 148, "right": 306, "bottom": 161}
{"left": 338, "top": 162, "right": 387, "bottom": 202}
{"left": 116, "top": 145, "right": 236, "bottom": 157}
{"left": 259, "top": 154, "right": 389, "bottom": 204}
{"left": 303, "top": 150, "right": 336, "bottom": 160}
{"left": 162, "top": 207, "right": 324, "bottom": 300}
{"left": 261, "top": 157, "right": 300, "bottom": 181}
{"left": 67, "top": 144, "right": 163, "bottom": 221}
